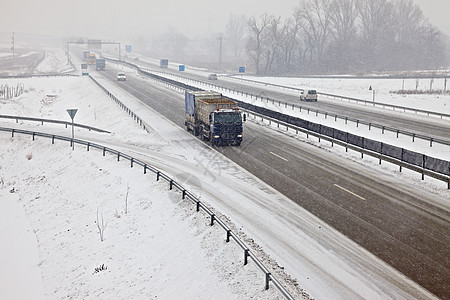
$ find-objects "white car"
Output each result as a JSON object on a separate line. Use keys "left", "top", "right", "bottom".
{"left": 117, "top": 72, "right": 126, "bottom": 81}
{"left": 300, "top": 89, "right": 317, "bottom": 101}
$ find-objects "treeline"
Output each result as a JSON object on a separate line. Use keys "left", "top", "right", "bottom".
{"left": 138, "top": 0, "right": 447, "bottom": 75}
{"left": 238, "top": 0, "right": 448, "bottom": 75}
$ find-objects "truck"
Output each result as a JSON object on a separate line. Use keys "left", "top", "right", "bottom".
{"left": 185, "top": 91, "right": 244, "bottom": 146}
{"left": 160, "top": 59, "right": 168, "bottom": 68}
{"left": 87, "top": 53, "right": 96, "bottom": 65}
{"left": 83, "top": 50, "right": 90, "bottom": 61}
{"left": 95, "top": 58, "right": 106, "bottom": 70}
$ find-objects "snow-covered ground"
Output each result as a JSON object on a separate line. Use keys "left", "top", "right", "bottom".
{"left": 1, "top": 48, "right": 448, "bottom": 299}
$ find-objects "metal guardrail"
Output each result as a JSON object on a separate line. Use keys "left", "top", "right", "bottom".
{"left": 226, "top": 75, "right": 450, "bottom": 120}
{"left": 0, "top": 73, "right": 78, "bottom": 79}
{"left": 0, "top": 115, "right": 110, "bottom": 133}
{"left": 127, "top": 65, "right": 449, "bottom": 149}
{"left": 241, "top": 108, "right": 450, "bottom": 189}
{"left": 104, "top": 58, "right": 450, "bottom": 186}
{"left": 177, "top": 74, "right": 450, "bottom": 148}
{"left": 0, "top": 126, "right": 297, "bottom": 300}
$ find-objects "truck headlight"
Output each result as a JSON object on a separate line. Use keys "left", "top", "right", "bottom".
{"left": 214, "top": 135, "right": 220, "bottom": 139}
{"left": 237, "top": 134, "right": 243, "bottom": 138}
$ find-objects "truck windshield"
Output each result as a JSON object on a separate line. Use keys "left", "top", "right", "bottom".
{"left": 214, "top": 112, "right": 241, "bottom": 123}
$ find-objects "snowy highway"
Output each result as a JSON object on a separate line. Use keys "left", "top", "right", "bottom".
{"left": 1, "top": 48, "right": 448, "bottom": 299}
{"left": 94, "top": 63, "right": 449, "bottom": 299}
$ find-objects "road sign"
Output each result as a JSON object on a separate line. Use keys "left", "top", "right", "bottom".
{"left": 239, "top": 66, "right": 245, "bottom": 73}
{"left": 179, "top": 65, "right": 185, "bottom": 71}
{"left": 67, "top": 109, "right": 78, "bottom": 150}
{"left": 67, "top": 109, "right": 78, "bottom": 119}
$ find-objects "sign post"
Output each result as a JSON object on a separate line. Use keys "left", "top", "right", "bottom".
{"left": 67, "top": 109, "right": 78, "bottom": 150}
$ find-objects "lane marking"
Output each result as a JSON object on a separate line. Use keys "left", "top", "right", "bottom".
{"left": 270, "top": 151, "right": 288, "bottom": 162}
{"left": 334, "top": 184, "right": 366, "bottom": 200}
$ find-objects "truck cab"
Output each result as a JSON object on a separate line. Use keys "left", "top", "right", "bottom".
{"left": 209, "top": 109, "right": 243, "bottom": 146}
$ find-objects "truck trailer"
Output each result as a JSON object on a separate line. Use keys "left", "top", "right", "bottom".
{"left": 185, "top": 91, "right": 243, "bottom": 146}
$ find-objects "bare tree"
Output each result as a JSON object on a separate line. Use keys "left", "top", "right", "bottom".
{"left": 246, "top": 14, "right": 273, "bottom": 75}
{"left": 96, "top": 208, "right": 108, "bottom": 242}
{"left": 225, "top": 13, "right": 248, "bottom": 58}
{"left": 296, "top": 0, "right": 333, "bottom": 72}
{"left": 357, "top": 0, "right": 395, "bottom": 70}
{"left": 328, "top": 0, "right": 359, "bottom": 72}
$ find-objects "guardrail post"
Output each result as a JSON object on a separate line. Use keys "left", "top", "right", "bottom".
{"left": 382, "top": 126, "right": 385, "bottom": 134}
{"left": 32, "top": 132, "right": 35, "bottom": 141}
{"left": 117, "top": 152, "right": 120, "bottom": 161}
{"left": 412, "top": 134, "right": 415, "bottom": 142}
{"left": 196, "top": 200, "right": 200, "bottom": 212}
{"left": 11, "top": 129, "right": 14, "bottom": 137}
{"left": 325, "top": 112, "right": 327, "bottom": 119}
{"left": 356, "top": 120, "right": 359, "bottom": 127}
{"left": 429, "top": 138, "right": 433, "bottom": 147}
{"left": 182, "top": 190, "right": 186, "bottom": 199}
{"left": 265, "top": 272, "right": 271, "bottom": 290}
{"left": 87, "top": 143, "right": 90, "bottom": 151}
{"left": 369, "top": 123, "right": 371, "bottom": 130}
{"left": 52, "top": 135, "right": 55, "bottom": 144}
{"left": 130, "top": 158, "right": 134, "bottom": 168}
{"left": 169, "top": 180, "right": 173, "bottom": 190}
{"left": 226, "top": 230, "right": 231, "bottom": 242}
{"left": 244, "top": 249, "right": 249, "bottom": 265}
{"left": 156, "top": 171, "right": 160, "bottom": 181}
{"left": 103, "top": 147, "right": 106, "bottom": 156}
{"left": 210, "top": 214, "right": 215, "bottom": 226}
{"left": 144, "top": 164, "right": 147, "bottom": 174}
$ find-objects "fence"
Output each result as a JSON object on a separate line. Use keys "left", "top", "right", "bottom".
{"left": 241, "top": 108, "right": 450, "bottom": 188}
{"left": 102, "top": 58, "right": 450, "bottom": 187}
{"left": 176, "top": 74, "right": 450, "bottom": 148}
{"left": 0, "top": 115, "right": 110, "bottom": 133}
{"left": 226, "top": 75, "right": 450, "bottom": 120}
{"left": 122, "top": 64, "right": 449, "bottom": 149}
{"left": 0, "top": 126, "right": 296, "bottom": 300}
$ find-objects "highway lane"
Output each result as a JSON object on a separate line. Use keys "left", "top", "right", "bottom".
{"left": 98, "top": 68, "right": 449, "bottom": 299}
{"left": 128, "top": 58, "right": 450, "bottom": 141}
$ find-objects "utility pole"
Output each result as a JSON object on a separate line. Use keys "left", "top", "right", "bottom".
{"left": 11, "top": 32, "right": 15, "bottom": 59}
{"left": 218, "top": 36, "right": 222, "bottom": 70}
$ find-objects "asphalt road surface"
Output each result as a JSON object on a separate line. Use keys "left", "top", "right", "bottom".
{"left": 98, "top": 67, "right": 449, "bottom": 299}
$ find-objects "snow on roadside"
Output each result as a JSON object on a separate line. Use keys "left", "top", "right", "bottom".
{"left": 0, "top": 75, "right": 307, "bottom": 299}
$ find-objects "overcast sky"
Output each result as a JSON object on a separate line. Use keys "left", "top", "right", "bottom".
{"left": 1, "top": 0, "right": 449, "bottom": 40}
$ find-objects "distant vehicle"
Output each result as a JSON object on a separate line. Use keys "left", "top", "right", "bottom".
{"left": 87, "top": 53, "right": 96, "bottom": 65}
{"left": 185, "top": 91, "right": 244, "bottom": 146}
{"left": 95, "top": 58, "right": 105, "bottom": 70}
{"left": 300, "top": 89, "right": 318, "bottom": 102}
{"left": 208, "top": 73, "right": 218, "bottom": 80}
{"left": 117, "top": 72, "right": 126, "bottom": 81}
{"left": 160, "top": 59, "right": 168, "bottom": 68}
{"left": 83, "top": 50, "right": 90, "bottom": 61}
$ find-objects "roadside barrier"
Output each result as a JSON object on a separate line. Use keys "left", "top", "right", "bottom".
{"left": 0, "top": 126, "right": 297, "bottom": 300}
